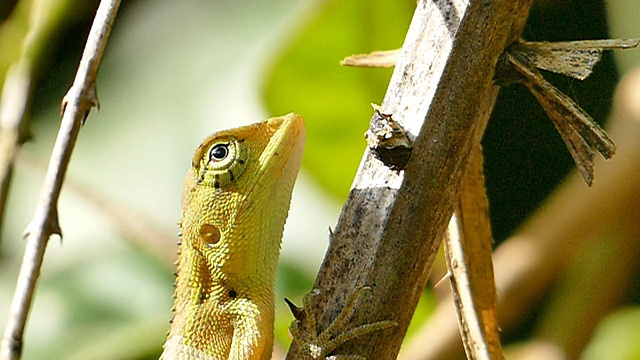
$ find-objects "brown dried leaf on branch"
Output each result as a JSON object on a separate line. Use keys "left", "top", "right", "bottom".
{"left": 512, "top": 39, "right": 640, "bottom": 80}
{"left": 496, "top": 39, "right": 639, "bottom": 186}
{"left": 341, "top": 49, "right": 400, "bottom": 68}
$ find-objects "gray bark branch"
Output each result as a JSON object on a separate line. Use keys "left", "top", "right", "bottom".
{"left": 286, "top": 1, "right": 532, "bottom": 359}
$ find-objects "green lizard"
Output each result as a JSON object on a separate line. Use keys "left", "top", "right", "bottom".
{"left": 161, "top": 114, "right": 305, "bottom": 360}
{"left": 161, "top": 114, "right": 394, "bottom": 360}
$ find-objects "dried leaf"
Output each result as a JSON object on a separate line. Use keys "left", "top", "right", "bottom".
{"left": 514, "top": 39, "right": 640, "bottom": 80}
{"left": 506, "top": 52, "right": 616, "bottom": 185}
{"left": 341, "top": 49, "right": 401, "bottom": 68}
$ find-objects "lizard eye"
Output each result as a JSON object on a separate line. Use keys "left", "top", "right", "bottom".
{"left": 205, "top": 140, "right": 239, "bottom": 170}
{"left": 209, "top": 143, "right": 229, "bottom": 162}
{"left": 196, "top": 137, "right": 246, "bottom": 189}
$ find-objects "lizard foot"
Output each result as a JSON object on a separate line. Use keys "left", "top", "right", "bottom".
{"left": 287, "top": 286, "right": 396, "bottom": 359}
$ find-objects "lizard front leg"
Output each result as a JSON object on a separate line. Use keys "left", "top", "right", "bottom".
{"left": 227, "top": 296, "right": 274, "bottom": 360}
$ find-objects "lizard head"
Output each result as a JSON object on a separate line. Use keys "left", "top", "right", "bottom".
{"left": 188, "top": 113, "right": 305, "bottom": 194}
{"left": 181, "top": 113, "right": 306, "bottom": 242}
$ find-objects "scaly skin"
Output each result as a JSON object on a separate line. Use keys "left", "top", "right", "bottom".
{"left": 161, "top": 114, "right": 305, "bottom": 360}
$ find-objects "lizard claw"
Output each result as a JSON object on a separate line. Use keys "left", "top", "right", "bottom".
{"left": 289, "top": 286, "right": 396, "bottom": 359}
{"left": 285, "top": 297, "right": 305, "bottom": 321}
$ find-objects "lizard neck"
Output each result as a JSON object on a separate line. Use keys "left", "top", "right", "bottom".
{"left": 180, "top": 184, "right": 286, "bottom": 289}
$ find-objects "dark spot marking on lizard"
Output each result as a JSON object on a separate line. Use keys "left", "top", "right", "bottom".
{"left": 238, "top": 138, "right": 246, "bottom": 143}
{"left": 197, "top": 171, "right": 206, "bottom": 185}
{"left": 200, "top": 223, "right": 221, "bottom": 245}
{"left": 199, "top": 290, "right": 208, "bottom": 304}
{"left": 213, "top": 174, "right": 221, "bottom": 189}
{"left": 228, "top": 169, "right": 235, "bottom": 182}
{"left": 228, "top": 289, "right": 238, "bottom": 299}
{"left": 237, "top": 158, "right": 245, "bottom": 165}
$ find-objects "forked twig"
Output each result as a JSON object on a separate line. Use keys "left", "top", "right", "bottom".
{"left": 0, "top": 1, "right": 121, "bottom": 359}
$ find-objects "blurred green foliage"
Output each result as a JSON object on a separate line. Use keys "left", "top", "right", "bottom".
{"left": 583, "top": 307, "right": 640, "bottom": 360}
{"left": 263, "top": 0, "right": 414, "bottom": 200}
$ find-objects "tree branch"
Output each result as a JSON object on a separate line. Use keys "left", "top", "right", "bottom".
{"left": 286, "top": 1, "right": 532, "bottom": 358}
{"left": 0, "top": 1, "right": 121, "bottom": 358}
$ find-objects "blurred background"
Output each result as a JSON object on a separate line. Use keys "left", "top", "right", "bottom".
{"left": 0, "top": 0, "right": 639, "bottom": 359}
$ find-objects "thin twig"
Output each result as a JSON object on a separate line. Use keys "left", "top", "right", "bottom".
{"left": 0, "top": 1, "right": 121, "bottom": 359}
{"left": 444, "top": 146, "right": 502, "bottom": 360}
{"left": 18, "top": 152, "right": 178, "bottom": 267}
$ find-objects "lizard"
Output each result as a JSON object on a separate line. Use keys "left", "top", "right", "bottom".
{"left": 161, "top": 114, "right": 305, "bottom": 360}
{"left": 160, "top": 113, "right": 395, "bottom": 360}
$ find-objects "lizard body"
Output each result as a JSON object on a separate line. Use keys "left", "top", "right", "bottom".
{"left": 161, "top": 114, "right": 305, "bottom": 360}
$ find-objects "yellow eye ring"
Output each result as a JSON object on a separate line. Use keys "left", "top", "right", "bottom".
{"left": 196, "top": 138, "right": 247, "bottom": 189}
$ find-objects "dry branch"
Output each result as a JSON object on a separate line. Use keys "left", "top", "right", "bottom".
{"left": 445, "top": 147, "right": 502, "bottom": 360}
{"left": 0, "top": 0, "right": 87, "bottom": 249}
{"left": 286, "top": 1, "right": 533, "bottom": 359}
{"left": 0, "top": 1, "right": 121, "bottom": 359}
{"left": 399, "top": 68, "right": 640, "bottom": 360}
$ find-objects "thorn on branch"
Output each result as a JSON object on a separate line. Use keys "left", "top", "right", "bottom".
{"left": 327, "top": 226, "right": 334, "bottom": 244}
{"left": 433, "top": 271, "right": 452, "bottom": 288}
{"left": 285, "top": 298, "right": 305, "bottom": 321}
{"left": 60, "top": 80, "right": 100, "bottom": 125}
{"left": 22, "top": 207, "right": 62, "bottom": 241}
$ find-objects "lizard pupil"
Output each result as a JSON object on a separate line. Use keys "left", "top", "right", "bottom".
{"left": 209, "top": 144, "right": 229, "bottom": 161}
